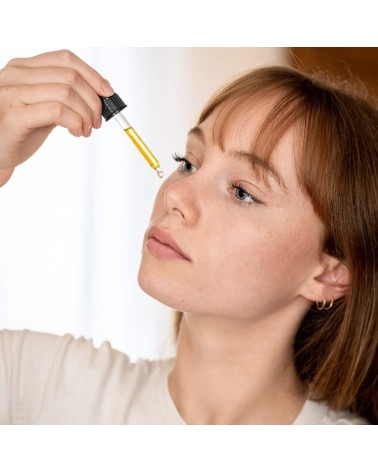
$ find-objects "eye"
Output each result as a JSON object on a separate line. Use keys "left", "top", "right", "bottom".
{"left": 231, "top": 184, "right": 263, "bottom": 206}
{"left": 172, "top": 153, "right": 197, "bottom": 174}
{"left": 171, "top": 153, "right": 263, "bottom": 206}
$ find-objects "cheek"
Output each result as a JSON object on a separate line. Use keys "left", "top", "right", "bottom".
{"left": 200, "top": 216, "right": 320, "bottom": 297}
{"left": 194, "top": 220, "right": 269, "bottom": 295}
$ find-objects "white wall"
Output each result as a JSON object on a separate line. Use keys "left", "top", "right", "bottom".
{"left": 0, "top": 48, "right": 289, "bottom": 360}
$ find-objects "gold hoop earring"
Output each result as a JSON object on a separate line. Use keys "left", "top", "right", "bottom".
{"left": 324, "top": 299, "right": 334, "bottom": 311}
{"left": 316, "top": 299, "right": 334, "bottom": 311}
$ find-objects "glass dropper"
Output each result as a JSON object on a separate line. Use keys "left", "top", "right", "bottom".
{"left": 100, "top": 94, "right": 164, "bottom": 178}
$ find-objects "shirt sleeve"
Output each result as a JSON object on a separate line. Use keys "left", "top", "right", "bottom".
{"left": 0, "top": 329, "right": 138, "bottom": 424}
{"left": 0, "top": 330, "right": 76, "bottom": 423}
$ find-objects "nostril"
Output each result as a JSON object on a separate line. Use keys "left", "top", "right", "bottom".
{"left": 172, "top": 207, "right": 185, "bottom": 219}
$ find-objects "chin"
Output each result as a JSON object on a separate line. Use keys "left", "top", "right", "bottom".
{"left": 137, "top": 265, "right": 191, "bottom": 313}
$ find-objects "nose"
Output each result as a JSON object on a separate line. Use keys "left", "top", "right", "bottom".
{"left": 163, "top": 176, "right": 200, "bottom": 226}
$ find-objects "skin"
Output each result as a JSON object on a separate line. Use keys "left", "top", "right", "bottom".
{"left": 139, "top": 102, "right": 349, "bottom": 424}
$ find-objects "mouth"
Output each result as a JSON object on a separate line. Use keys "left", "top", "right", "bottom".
{"left": 146, "top": 226, "right": 191, "bottom": 261}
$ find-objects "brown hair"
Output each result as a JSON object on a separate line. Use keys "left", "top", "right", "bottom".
{"left": 174, "top": 65, "right": 378, "bottom": 424}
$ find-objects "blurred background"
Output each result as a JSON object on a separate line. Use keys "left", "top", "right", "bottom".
{"left": 0, "top": 47, "right": 376, "bottom": 361}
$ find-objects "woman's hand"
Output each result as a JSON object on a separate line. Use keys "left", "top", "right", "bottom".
{"left": 0, "top": 49, "right": 114, "bottom": 186}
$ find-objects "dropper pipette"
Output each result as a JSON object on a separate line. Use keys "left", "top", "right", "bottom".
{"left": 100, "top": 94, "right": 164, "bottom": 178}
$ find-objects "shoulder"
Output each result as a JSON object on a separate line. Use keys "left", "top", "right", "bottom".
{"left": 0, "top": 328, "right": 163, "bottom": 374}
{"left": 0, "top": 328, "right": 172, "bottom": 384}
{"left": 294, "top": 399, "right": 369, "bottom": 425}
{"left": 0, "top": 329, "right": 172, "bottom": 423}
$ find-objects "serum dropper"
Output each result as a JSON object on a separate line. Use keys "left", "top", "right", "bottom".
{"left": 100, "top": 94, "right": 164, "bottom": 178}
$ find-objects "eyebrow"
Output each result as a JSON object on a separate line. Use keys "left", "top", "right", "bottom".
{"left": 187, "top": 126, "right": 287, "bottom": 192}
{"left": 188, "top": 126, "right": 206, "bottom": 143}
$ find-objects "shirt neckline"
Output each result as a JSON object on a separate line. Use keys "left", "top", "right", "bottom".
{"left": 155, "top": 358, "right": 329, "bottom": 425}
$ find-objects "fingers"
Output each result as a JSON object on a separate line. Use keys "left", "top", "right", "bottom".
{"left": 6, "top": 49, "right": 114, "bottom": 97}
{"left": 2, "top": 66, "right": 103, "bottom": 131}
{"left": 1, "top": 49, "right": 115, "bottom": 132}
{"left": 13, "top": 101, "right": 88, "bottom": 138}
{"left": 2, "top": 83, "right": 99, "bottom": 135}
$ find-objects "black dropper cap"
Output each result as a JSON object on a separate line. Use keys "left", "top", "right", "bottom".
{"left": 100, "top": 93, "right": 127, "bottom": 122}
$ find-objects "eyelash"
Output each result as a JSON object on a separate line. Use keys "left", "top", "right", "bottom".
{"left": 171, "top": 153, "right": 263, "bottom": 206}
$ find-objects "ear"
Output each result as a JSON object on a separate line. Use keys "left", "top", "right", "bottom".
{"left": 301, "top": 254, "right": 349, "bottom": 303}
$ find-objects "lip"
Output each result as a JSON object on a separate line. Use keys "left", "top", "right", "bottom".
{"left": 146, "top": 226, "right": 191, "bottom": 261}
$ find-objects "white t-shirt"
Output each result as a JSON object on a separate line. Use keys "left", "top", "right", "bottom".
{"left": 0, "top": 330, "right": 368, "bottom": 425}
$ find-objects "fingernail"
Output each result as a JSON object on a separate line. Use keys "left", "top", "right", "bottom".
{"left": 101, "top": 79, "right": 114, "bottom": 96}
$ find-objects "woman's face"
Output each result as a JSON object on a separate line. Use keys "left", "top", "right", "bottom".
{"left": 138, "top": 101, "right": 325, "bottom": 321}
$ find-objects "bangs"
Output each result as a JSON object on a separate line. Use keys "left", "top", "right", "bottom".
{"left": 197, "top": 78, "right": 310, "bottom": 187}
{"left": 198, "top": 89, "right": 306, "bottom": 156}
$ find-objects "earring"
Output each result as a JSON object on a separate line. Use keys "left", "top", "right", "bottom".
{"left": 316, "top": 299, "right": 334, "bottom": 311}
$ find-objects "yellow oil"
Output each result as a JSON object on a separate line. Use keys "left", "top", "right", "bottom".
{"left": 125, "top": 127, "right": 163, "bottom": 178}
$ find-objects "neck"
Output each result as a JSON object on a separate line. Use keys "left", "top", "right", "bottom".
{"left": 168, "top": 309, "right": 308, "bottom": 424}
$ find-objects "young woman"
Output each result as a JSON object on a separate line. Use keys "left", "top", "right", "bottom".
{"left": 0, "top": 50, "right": 376, "bottom": 424}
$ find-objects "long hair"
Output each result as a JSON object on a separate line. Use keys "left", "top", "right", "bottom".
{"left": 174, "top": 65, "right": 378, "bottom": 424}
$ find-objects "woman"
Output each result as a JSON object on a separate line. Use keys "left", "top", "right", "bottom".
{"left": 0, "top": 50, "right": 376, "bottom": 424}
